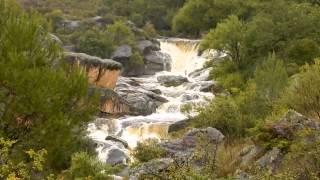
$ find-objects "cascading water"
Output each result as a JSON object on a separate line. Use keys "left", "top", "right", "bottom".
{"left": 88, "top": 38, "right": 219, "bottom": 164}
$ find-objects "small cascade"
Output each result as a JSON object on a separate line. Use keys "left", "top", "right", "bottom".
{"left": 88, "top": 38, "right": 220, "bottom": 164}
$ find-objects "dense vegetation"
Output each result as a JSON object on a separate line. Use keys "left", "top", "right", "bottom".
{"left": 3, "top": 0, "right": 320, "bottom": 179}
{"left": 0, "top": 0, "right": 117, "bottom": 178}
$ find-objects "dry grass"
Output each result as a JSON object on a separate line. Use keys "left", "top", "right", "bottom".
{"left": 215, "top": 138, "right": 252, "bottom": 177}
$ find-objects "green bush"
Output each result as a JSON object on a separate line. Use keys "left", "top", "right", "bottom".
{"left": 133, "top": 139, "right": 166, "bottom": 163}
{"left": 284, "top": 59, "right": 320, "bottom": 119}
{"left": 77, "top": 28, "right": 114, "bottom": 58}
{"left": 65, "top": 152, "right": 118, "bottom": 180}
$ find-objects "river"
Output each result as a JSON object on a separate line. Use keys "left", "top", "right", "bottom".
{"left": 88, "top": 38, "right": 220, "bottom": 164}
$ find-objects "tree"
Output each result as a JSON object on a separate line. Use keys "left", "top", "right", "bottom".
{"left": 173, "top": 0, "right": 256, "bottom": 36}
{"left": 0, "top": 0, "right": 97, "bottom": 171}
{"left": 201, "top": 16, "right": 246, "bottom": 69}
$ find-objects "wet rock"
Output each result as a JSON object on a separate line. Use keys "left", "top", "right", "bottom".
{"left": 137, "top": 40, "right": 160, "bottom": 54}
{"left": 257, "top": 147, "right": 282, "bottom": 172}
{"left": 105, "top": 135, "right": 129, "bottom": 149}
{"left": 144, "top": 51, "right": 172, "bottom": 75}
{"left": 61, "top": 20, "right": 80, "bottom": 30}
{"left": 130, "top": 158, "right": 173, "bottom": 178}
{"left": 189, "top": 68, "right": 212, "bottom": 81}
{"left": 168, "top": 120, "right": 190, "bottom": 133}
{"left": 115, "top": 77, "right": 168, "bottom": 115}
{"left": 106, "top": 148, "right": 129, "bottom": 166}
{"left": 127, "top": 93, "right": 157, "bottom": 115}
{"left": 111, "top": 45, "right": 133, "bottom": 61}
{"left": 181, "top": 94, "right": 200, "bottom": 102}
{"left": 157, "top": 75, "right": 188, "bottom": 87}
{"left": 150, "top": 89, "right": 161, "bottom": 94}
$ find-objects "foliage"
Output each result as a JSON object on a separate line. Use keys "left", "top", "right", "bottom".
{"left": 106, "top": 21, "right": 135, "bottom": 47}
{"left": 284, "top": 59, "right": 320, "bottom": 119}
{"left": 173, "top": 0, "right": 256, "bottom": 36}
{"left": 0, "top": 138, "right": 48, "bottom": 179}
{"left": 201, "top": 16, "right": 246, "bottom": 69}
{"left": 254, "top": 54, "right": 288, "bottom": 103}
{"left": 77, "top": 28, "right": 114, "bottom": 58}
{"left": 100, "top": 0, "right": 185, "bottom": 30}
{"left": 64, "top": 152, "right": 118, "bottom": 180}
{"left": 0, "top": 0, "right": 97, "bottom": 172}
{"left": 133, "top": 139, "right": 166, "bottom": 163}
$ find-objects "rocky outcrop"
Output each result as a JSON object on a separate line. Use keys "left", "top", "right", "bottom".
{"left": 115, "top": 77, "right": 168, "bottom": 115}
{"left": 106, "top": 148, "right": 129, "bottom": 165}
{"left": 237, "top": 110, "right": 320, "bottom": 175}
{"left": 144, "top": 51, "right": 172, "bottom": 75}
{"left": 111, "top": 45, "right": 133, "bottom": 63}
{"left": 110, "top": 39, "right": 171, "bottom": 77}
{"left": 168, "top": 120, "right": 190, "bottom": 133}
{"left": 65, "top": 52, "right": 122, "bottom": 89}
{"left": 157, "top": 75, "right": 189, "bottom": 87}
{"left": 137, "top": 40, "right": 160, "bottom": 53}
{"left": 161, "top": 127, "right": 224, "bottom": 158}
{"left": 106, "top": 135, "right": 129, "bottom": 148}
{"left": 96, "top": 88, "right": 131, "bottom": 115}
{"left": 130, "top": 158, "right": 173, "bottom": 179}
{"left": 256, "top": 147, "right": 282, "bottom": 172}
{"left": 269, "top": 110, "right": 320, "bottom": 140}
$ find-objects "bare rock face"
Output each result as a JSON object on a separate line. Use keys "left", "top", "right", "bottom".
{"left": 65, "top": 52, "right": 122, "bottom": 89}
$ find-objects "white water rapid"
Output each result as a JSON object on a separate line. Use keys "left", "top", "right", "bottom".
{"left": 88, "top": 38, "right": 220, "bottom": 165}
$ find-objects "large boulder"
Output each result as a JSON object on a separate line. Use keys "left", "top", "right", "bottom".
{"left": 130, "top": 158, "right": 173, "bottom": 179}
{"left": 115, "top": 77, "right": 168, "bottom": 115}
{"left": 168, "top": 120, "right": 190, "bottom": 133}
{"left": 144, "top": 51, "right": 172, "bottom": 75}
{"left": 119, "top": 91, "right": 157, "bottom": 115}
{"left": 60, "top": 20, "right": 81, "bottom": 30}
{"left": 90, "top": 88, "right": 131, "bottom": 115}
{"left": 111, "top": 45, "right": 133, "bottom": 62}
{"left": 137, "top": 40, "right": 160, "bottom": 54}
{"left": 256, "top": 147, "right": 282, "bottom": 172}
{"left": 270, "top": 110, "right": 320, "bottom": 140}
{"left": 157, "top": 75, "right": 188, "bottom": 87}
{"left": 106, "top": 148, "right": 129, "bottom": 166}
{"left": 65, "top": 52, "right": 122, "bottom": 89}
{"left": 161, "top": 127, "right": 224, "bottom": 158}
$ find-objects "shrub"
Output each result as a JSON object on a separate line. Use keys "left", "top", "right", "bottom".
{"left": 65, "top": 152, "right": 118, "bottom": 180}
{"left": 284, "top": 59, "right": 320, "bottom": 119}
{"left": 77, "top": 28, "right": 114, "bottom": 58}
{"left": 133, "top": 139, "right": 166, "bottom": 163}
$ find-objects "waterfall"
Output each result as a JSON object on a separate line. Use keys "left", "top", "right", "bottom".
{"left": 88, "top": 38, "right": 218, "bottom": 164}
